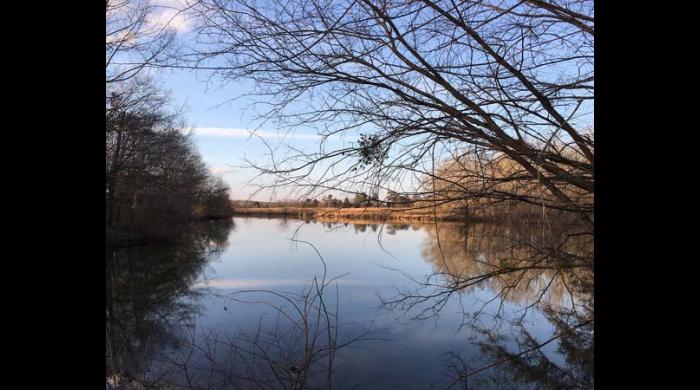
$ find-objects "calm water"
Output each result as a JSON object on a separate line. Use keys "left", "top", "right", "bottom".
{"left": 106, "top": 217, "right": 593, "bottom": 389}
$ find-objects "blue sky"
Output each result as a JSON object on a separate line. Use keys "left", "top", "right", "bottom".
{"left": 156, "top": 67, "right": 333, "bottom": 200}
{"left": 113, "top": 0, "right": 334, "bottom": 201}
{"left": 158, "top": 68, "right": 260, "bottom": 198}
{"left": 137, "top": 0, "right": 593, "bottom": 201}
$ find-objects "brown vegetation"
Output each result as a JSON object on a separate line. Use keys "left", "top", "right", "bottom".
{"left": 230, "top": 206, "right": 463, "bottom": 222}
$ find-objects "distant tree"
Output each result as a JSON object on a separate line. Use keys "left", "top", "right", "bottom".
{"left": 353, "top": 192, "right": 368, "bottom": 207}
{"left": 106, "top": 87, "right": 227, "bottom": 242}
{"left": 199, "top": 175, "right": 234, "bottom": 218}
{"left": 370, "top": 192, "right": 380, "bottom": 207}
{"left": 385, "top": 191, "right": 400, "bottom": 207}
{"left": 385, "top": 191, "right": 412, "bottom": 208}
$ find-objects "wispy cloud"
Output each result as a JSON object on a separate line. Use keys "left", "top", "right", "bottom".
{"left": 210, "top": 166, "right": 235, "bottom": 176}
{"left": 192, "top": 127, "right": 337, "bottom": 141}
{"left": 148, "top": 0, "right": 191, "bottom": 33}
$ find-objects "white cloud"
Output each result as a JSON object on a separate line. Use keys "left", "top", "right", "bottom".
{"left": 210, "top": 166, "right": 235, "bottom": 176}
{"left": 147, "top": 7, "right": 190, "bottom": 33}
{"left": 152, "top": 0, "right": 189, "bottom": 7}
{"left": 109, "top": 0, "right": 192, "bottom": 35}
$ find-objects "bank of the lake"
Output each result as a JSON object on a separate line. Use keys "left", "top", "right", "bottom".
{"left": 107, "top": 213, "right": 235, "bottom": 249}
{"left": 231, "top": 206, "right": 472, "bottom": 222}
{"left": 229, "top": 205, "right": 572, "bottom": 225}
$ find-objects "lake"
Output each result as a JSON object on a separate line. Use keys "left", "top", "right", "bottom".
{"left": 106, "top": 217, "right": 593, "bottom": 389}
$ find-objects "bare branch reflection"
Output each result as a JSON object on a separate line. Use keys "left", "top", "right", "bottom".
{"left": 379, "top": 220, "right": 592, "bottom": 388}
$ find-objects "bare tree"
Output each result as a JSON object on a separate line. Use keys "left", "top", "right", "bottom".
{"left": 106, "top": 1, "right": 233, "bottom": 244}
{"left": 188, "top": 0, "right": 593, "bottom": 229}
{"left": 105, "top": 79, "right": 211, "bottom": 243}
{"left": 106, "top": 0, "right": 183, "bottom": 85}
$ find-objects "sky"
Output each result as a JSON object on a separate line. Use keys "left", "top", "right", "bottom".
{"left": 157, "top": 68, "right": 284, "bottom": 200}
{"left": 132, "top": 1, "right": 343, "bottom": 200}
{"left": 111, "top": 0, "right": 332, "bottom": 201}
{"left": 156, "top": 67, "right": 354, "bottom": 201}
{"left": 127, "top": 0, "right": 593, "bottom": 202}
{"left": 114, "top": 0, "right": 424, "bottom": 203}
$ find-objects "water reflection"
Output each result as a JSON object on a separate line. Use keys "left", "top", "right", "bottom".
{"left": 413, "top": 222, "right": 593, "bottom": 389}
{"left": 458, "top": 303, "right": 594, "bottom": 389}
{"left": 105, "top": 217, "right": 593, "bottom": 389}
{"left": 310, "top": 220, "right": 594, "bottom": 388}
{"left": 419, "top": 222, "right": 593, "bottom": 306}
{"left": 105, "top": 219, "right": 234, "bottom": 387}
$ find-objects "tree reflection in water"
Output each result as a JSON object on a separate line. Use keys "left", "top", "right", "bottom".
{"left": 312, "top": 219, "right": 593, "bottom": 388}
{"left": 106, "top": 219, "right": 234, "bottom": 388}
{"left": 106, "top": 218, "right": 592, "bottom": 389}
{"left": 384, "top": 221, "right": 593, "bottom": 389}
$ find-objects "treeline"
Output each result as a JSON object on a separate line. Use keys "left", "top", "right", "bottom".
{"left": 233, "top": 154, "right": 590, "bottom": 222}
{"left": 232, "top": 191, "right": 424, "bottom": 209}
{"left": 106, "top": 79, "right": 234, "bottom": 246}
{"left": 420, "top": 149, "right": 593, "bottom": 223}
{"left": 106, "top": 1, "right": 233, "bottom": 246}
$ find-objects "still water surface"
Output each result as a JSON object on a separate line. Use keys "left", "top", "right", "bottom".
{"left": 106, "top": 217, "right": 592, "bottom": 389}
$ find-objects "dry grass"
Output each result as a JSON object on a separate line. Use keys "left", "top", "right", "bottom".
{"left": 230, "top": 206, "right": 467, "bottom": 222}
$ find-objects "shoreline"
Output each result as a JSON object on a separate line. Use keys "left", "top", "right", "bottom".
{"left": 228, "top": 206, "right": 566, "bottom": 225}
{"left": 229, "top": 207, "right": 584, "bottom": 226}
{"left": 230, "top": 206, "right": 467, "bottom": 222}
{"left": 107, "top": 214, "right": 234, "bottom": 249}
